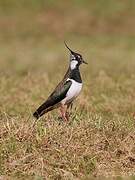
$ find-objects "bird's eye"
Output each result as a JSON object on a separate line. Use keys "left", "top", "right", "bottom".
{"left": 77, "top": 55, "right": 81, "bottom": 58}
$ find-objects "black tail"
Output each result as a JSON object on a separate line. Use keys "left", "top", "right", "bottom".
{"left": 33, "top": 111, "right": 40, "bottom": 119}
{"left": 33, "top": 101, "right": 58, "bottom": 119}
{"left": 33, "top": 101, "right": 49, "bottom": 119}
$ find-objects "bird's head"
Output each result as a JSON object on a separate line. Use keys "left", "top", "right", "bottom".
{"left": 64, "top": 41, "right": 87, "bottom": 70}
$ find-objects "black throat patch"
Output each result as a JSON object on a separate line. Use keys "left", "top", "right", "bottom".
{"left": 69, "top": 67, "right": 82, "bottom": 83}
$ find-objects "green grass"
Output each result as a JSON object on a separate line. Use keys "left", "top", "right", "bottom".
{"left": 0, "top": 0, "right": 135, "bottom": 179}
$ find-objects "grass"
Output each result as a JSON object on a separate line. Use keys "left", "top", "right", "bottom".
{"left": 0, "top": 0, "right": 135, "bottom": 179}
{"left": 1, "top": 37, "right": 135, "bottom": 180}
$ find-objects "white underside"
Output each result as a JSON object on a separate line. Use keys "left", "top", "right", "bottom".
{"left": 61, "top": 78, "right": 82, "bottom": 105}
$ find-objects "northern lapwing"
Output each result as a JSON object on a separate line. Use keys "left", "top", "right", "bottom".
{"left": 33, "top": 42, "right": 87, "bottom": 121}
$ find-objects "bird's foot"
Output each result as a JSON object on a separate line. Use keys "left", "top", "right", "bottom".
{"left": 62, "top": 115, "right": 68, "bottom": 121}
{"left": 59, "top": 104, "right": 69, "bottom": 121}
{"left": 57, "top": 116, "right": 63, "bottom": 121}
{"left": 65, "top": 112, "right": 70, "bottom": 121}
{"left": 57, "top": 116, "right": 68, "bottom": 122}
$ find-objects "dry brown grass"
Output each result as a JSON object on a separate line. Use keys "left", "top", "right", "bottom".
{"left": 1, "top": 42, "right": 135, "bottom": 179}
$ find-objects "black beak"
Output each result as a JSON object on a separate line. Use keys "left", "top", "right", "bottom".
{"left": 82, "top": 59, "right": 88, "bottom": 64}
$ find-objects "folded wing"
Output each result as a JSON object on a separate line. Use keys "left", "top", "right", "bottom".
{"left": 33, "top": 80, "right": 72, "bottom": 119}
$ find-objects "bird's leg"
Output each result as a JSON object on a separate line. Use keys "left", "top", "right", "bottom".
{"left": 60, "top": 104, "right": 68, "bottom": 121}
{"left": 65, "top": 102, "right": 73, "bottom": 119}
{"left": 65, "top": 111, "right": 69, "bottom": 121}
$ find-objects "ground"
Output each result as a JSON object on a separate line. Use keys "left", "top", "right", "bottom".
{"left": 0, "top": 0, "right": 135, "bottom": 179}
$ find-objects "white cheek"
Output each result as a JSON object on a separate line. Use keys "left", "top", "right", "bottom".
{"left": 70, "top": 60, "right": 78, "bottom": 70}
{"left": 70, "top": 54, "right": 75, "bottom": 60}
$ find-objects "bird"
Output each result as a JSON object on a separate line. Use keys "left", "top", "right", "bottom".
{"left": 33, "top": 42, "right": 87, "bottom": 121}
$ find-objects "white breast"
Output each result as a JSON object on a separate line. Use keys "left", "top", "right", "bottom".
{"left": 61, "top": 79, "right": 82, "bottom": 105}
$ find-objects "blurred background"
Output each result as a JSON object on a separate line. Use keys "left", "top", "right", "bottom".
{"left": 0, "top": 0, "right": 135, "bottom": 76}
{"left": 1, "top": 0, "right": 135, "bottom": 116}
